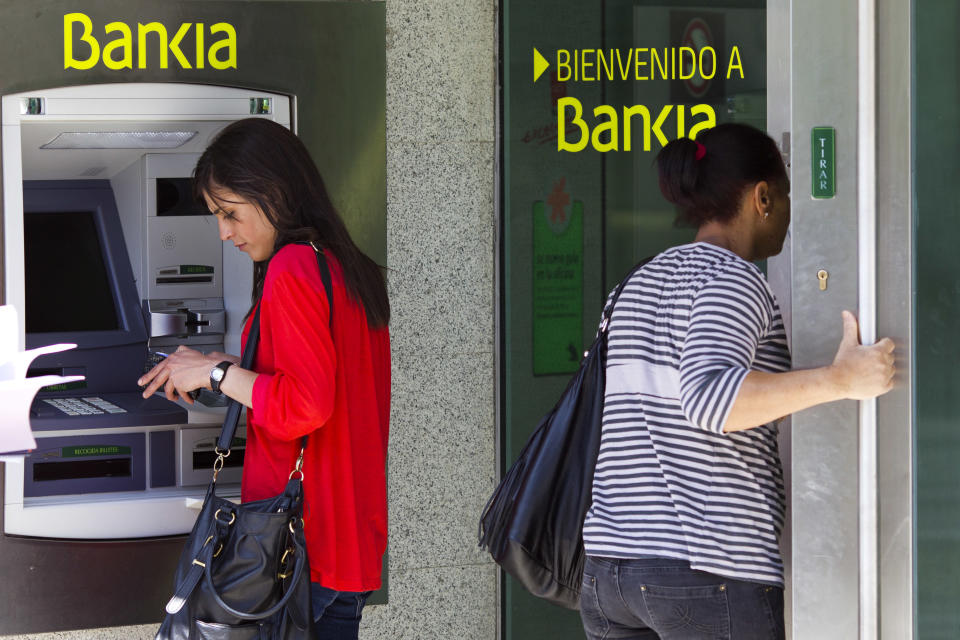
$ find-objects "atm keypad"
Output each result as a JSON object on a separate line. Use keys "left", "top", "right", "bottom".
{"left": 42, "top": 397, "right": 127, "bottom": 416}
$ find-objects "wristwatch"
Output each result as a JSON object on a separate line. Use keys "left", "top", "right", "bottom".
{"left": 209, "top": 361, "right": 234, "bottom": 394}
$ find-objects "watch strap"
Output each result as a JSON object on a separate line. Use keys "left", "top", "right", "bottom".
{"left": 210, "top": 361, "right": 234, "bottom": 394}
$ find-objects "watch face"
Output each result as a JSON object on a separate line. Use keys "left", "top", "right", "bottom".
{"left": 211, "top": 362, "right": 231, "bottom": 393}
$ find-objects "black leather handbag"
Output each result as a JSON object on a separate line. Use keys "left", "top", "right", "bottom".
{"left": 156, "top": 245, "right": 334, "bottom": 640}
{"left": 478, "top": 257, "right": 651, "bottom": 610}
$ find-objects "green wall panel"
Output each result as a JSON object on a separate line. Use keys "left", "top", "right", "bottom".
{"left": 915, "top": 1, "right": 960, "bottom": 637}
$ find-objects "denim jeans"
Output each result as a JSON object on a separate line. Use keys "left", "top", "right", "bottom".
{"left": 580, "top": 556, "right": 785, "bottom": 640}
{"left": 310, "top": 583, "right": 373, "bottom": 640}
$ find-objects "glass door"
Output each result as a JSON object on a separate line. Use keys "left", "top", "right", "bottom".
{"left": 500, "top": 2, "right": 768, "bottom": 637}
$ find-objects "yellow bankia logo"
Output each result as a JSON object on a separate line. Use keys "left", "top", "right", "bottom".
{"left": 64, "top": 13, "right": 237, "bottom": 70}
{"left": 558, "top": 98, "right": 715, "bottom": 153}
{"left": 533, "top": 47, "right": 742, "bottom": 152}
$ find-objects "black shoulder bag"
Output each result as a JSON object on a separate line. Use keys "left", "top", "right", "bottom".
{"left": 156, "top": 244, "right": 334, "bottom": 640}
{"left": 478, "top": 256, "right": 652, "bottom": 611}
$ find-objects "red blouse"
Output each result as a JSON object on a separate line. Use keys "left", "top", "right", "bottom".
{"left": 240, "top": 244, "right": 390, "bottom": 592}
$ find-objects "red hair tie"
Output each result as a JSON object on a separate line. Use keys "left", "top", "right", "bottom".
{"left": 694, "top": 141, "right": 707, "bottom": 161}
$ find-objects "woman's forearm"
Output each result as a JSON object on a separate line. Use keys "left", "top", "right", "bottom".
{"left": 724, "top": 312, "right": 896, "bottom": 432}
{"left": 723, "top": 367, "right": 844, "bottom": 432}
{"left": 219, "top": 365, "right": 259, "bottom": 409}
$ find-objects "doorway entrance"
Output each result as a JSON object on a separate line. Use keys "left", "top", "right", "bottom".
{"left": 501, "top": 2, "right": 768, "bottom": 638}
{"left": 500, "top": 1, "right": 930, "bottom": 638}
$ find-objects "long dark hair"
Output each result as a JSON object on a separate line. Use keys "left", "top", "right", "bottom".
{"left": 656, "top": 123, "right": 786, "bottom": 226}
{"left": 193, "top": 118, "right": 389, "bottom": 327}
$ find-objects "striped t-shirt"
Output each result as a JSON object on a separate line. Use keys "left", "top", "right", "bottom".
{"left": 582, "top": 242, "right": 791, "bottom": 587}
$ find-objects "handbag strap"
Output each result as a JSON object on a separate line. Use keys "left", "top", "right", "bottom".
{"left": 215, "top": 304, "right": 262, "bottom": 454}
{"left": 307, "top": 241, "right": 334, "bottom": 313}
{"left": 214, "top": 243, "right": 335, "bottom": 455}
{"left": 598, "top": 255, "right": 655, "bottom": 336}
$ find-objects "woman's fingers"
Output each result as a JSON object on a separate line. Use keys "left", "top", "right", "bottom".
{"left": 876, "top": 336, "right": 895, "bottom": 353}
{"left": 841, "top": 340, "right": 897, "bottom": 400}
{"left": 140, "top": 347, "right": 210, "bottom": 399}
{"left": 138, "top": 361, "right": 164, "bottom": 388}
{"left": 832, "top": 312, "right": 897, "bottom": 400}
{"left": 164, "top": 377, "right": 179, "bottom": 402}
{"left": 174, "top": 378, "right": 196, "bottom": 405}
{"left": 142, "top": 365, "right": 170, "bottom": 398}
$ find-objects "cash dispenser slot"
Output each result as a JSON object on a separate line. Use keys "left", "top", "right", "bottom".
{"left": 23, "top": 434, "right": 145, "bottom": 498}
{"left": 34, "top": 457, "right": 131, "bottom": 482}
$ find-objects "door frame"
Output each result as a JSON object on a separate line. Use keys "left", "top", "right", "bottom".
{"left": 770, "top": 0, "right": 914, "bottom": 638}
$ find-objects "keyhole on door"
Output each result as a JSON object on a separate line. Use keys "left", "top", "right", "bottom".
{"left": 817, "top": 269, "right": 829, "bottom": 291}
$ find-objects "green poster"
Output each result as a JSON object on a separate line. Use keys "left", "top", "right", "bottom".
{"left": 532, "top": 199, "right": 583, "bottom": 375}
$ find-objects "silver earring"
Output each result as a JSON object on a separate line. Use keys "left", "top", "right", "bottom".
{"left": 764, "top": 211, "right": 770, "bottom": 219}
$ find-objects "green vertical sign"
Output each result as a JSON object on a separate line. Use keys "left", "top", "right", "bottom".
{"left": 532, "top": 200, "right": 583, "bottom": 375}
{"left": 812, "top": 126, "right": 836, "bottom": 199}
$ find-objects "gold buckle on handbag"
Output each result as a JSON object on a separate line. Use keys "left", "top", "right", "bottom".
{"left": 277, "top": 547, "right": 295, "bottom": 579}
{"left": 289, "top": 448, "right": 305, "bottom": 481}
{"left": 212, "top": 447, "right": 231, "bottom": 482}
{"left": 192, "top": 535, "right": 224, "bottom": 568}
{"left": 289, "top": 517, "right": 305, "bottom": 534}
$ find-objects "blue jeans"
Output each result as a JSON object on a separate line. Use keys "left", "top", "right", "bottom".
{"left": 310, "top": 583, "right": 372, "bottom": 640}
{"left": 580, "top": 556, "right": 785, "bottom": 640}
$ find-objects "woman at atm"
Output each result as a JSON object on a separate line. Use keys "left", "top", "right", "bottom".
{"left": 138, "top": 117, "right": 390, "bottom": 639}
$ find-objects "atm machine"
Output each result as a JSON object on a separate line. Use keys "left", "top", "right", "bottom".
{"left": 0, "top": 83, "right": 291, "bottom": 628}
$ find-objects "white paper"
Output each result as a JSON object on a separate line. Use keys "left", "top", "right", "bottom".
{"left": 0, "top": 306, "right": 85, "bottom": 454}
{"left": 0, "top": 343, "right": 77, "bottom": 381}
{"left": 0, "top": 375, "right": 83, "bottom": 454}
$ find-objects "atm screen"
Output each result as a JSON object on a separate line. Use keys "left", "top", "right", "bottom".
{"left": 24, "top": 211, "right": 120, "bottom": 333}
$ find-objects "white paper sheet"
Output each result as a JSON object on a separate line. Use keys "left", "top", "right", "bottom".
{"left": 0, "top": 343, "right": 78, "bottom": 381}
{"left": 0, "top": 306, "right": 85, "bottom": 454}
{"left": 0, "top": 375, "right": 83, "bottom": 454}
